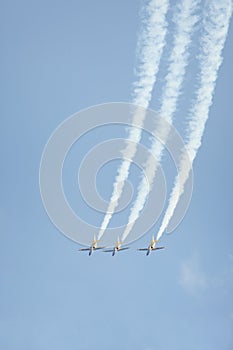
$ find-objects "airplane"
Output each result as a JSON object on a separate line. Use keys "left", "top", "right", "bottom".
{"left": 103, "top": 238, "right": 130, "bottom": 256}
{"left": 137, "top": 236, "right": 164, "bottom": 256}
{"left": 79, "top": 235, "right": 105, "bottom": 256}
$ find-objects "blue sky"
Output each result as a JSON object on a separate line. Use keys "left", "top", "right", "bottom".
{"left": 1, "top": 1, "right": 233, "bottom": 349}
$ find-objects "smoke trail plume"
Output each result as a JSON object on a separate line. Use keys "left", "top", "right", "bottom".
{"left": 122, "top": 0, "right": 200, "bottom": 242}
{"left": 156, "top": 0, "right": 232, "bottom": 240}
{"left": 97, "top": 0, "right": 169, "bottom": 240}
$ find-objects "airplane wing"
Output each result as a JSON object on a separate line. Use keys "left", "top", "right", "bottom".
{"left": 119, "top": 247, "right": 130, "bottom": 251}
{"left": 94, "top": 247, "right": 105, "bottom": 250}
{"left": 153, "top": 247, "right": 165, "bottom": 250}
{"left": 137, "top": 248, "right": 148, "bottom": 251}
{"left": 79, "top": 248, "right": 91, "bottom": 251}
{"left": 103, "top": 249, "right": 114, "bottom": 253}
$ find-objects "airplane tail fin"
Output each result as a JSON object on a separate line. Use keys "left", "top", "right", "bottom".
{"left": 151, "top": 236, "right": 160, "bottom": 243}
{"left": 117, "top": 236, "right": 122, "bottom": 246}
{"left": 93, "top": 234, "right": 100, "bottom": 243}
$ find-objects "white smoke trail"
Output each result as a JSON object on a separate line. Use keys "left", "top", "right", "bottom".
{"left": 121, "top": 0, "right": 200, "bottom": 242}
{"left": 156, "top": 0, "right": 232, "bottom": 240}
{"left": 97, "top": 0, "right": 169, "bottom": 240}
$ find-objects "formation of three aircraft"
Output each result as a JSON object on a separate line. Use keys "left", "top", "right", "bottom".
{"left": 79, "top": 235, "right": 165, "bottom": 256}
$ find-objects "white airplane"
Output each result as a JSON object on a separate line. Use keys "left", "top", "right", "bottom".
{"left": 103, "top": 238, "right": 130, "bottom": 256}
{"left": 137, "top": 236, "right": 164, "bottom": 256}
{"left": 79, "top": 235, "right": 105, "bottom": 256}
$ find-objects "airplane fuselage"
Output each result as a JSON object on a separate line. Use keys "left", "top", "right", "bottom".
{"left": 146, "top": 243, "right": 155, "bottom": 255}
{"left": 112, "top": 246, "right": 120, "bottom": 256}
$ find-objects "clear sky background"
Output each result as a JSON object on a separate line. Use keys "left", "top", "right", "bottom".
{"left": 1, "top": 1, "right": 233, "bottom": 349}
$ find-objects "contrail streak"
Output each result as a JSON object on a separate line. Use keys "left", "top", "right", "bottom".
{"left": 156, "top": 0, "right": 232, "bottom": 240}
{"left": 97, "top": 0, "right": 169, "bottom": 240}
{"left": 122, "top": 0, "right": 200, "bottom": 242}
